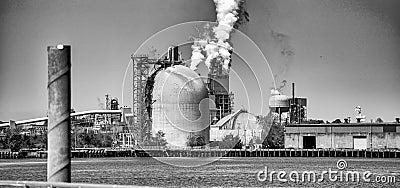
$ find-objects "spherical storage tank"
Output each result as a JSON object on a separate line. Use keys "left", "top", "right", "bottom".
{"left": 151, "top": 65, "right": 209, "bottom": 147}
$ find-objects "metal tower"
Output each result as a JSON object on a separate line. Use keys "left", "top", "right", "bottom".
{"left": 130, "top": 46, "right": 182, "bottom": 143}
{"left": 131, "top": 54, "right": 153, "bottom": 143}
{"left": 208, "top": 57, "right": 234, "bottom": 122}
{"left": 105, "top": 94, "right": 111, "bottom": 110}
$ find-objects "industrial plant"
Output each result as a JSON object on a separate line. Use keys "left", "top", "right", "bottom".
{"left": 123, "top": 46, "right": 260, "bottom": 148}
{"left": 122, "top": 45, "right": 400, "bottom": 150}
{"left": 1, "top": 45, "right": 400, "bottom": 152}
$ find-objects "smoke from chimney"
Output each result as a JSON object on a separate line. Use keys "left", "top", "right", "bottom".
{"left": 189, "top": 41, "right": 206, "bottom": 70}
{"left": 270, "top": 30, "right": 295, "bottom": 90}
{"left": 277, "top": 80, "right": 287, "bottom": 92}
{"left": 190, "top": 0, "right": 243, "bottom": 71}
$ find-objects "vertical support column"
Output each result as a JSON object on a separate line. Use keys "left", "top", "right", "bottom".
{"left": 291, "top": 83, "right": 295, "bottom": 124}
{"left": 47, "top": 45, "right": 71, "bottom": 182}
{"left": 122, "top": 133, "right": 126, "bottom": 147}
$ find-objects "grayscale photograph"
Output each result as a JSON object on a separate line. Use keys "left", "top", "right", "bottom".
{"left": 0, "top": 0, "right": 399, "bottom": 187}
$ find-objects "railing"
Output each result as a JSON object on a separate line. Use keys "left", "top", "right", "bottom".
{"left": 2, "top": 148, "right": 400, "bottom": 159}
{"left": 0, "top": 180, "right": 148, "bottom": 188}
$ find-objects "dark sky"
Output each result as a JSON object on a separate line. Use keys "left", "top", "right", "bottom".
{"left": 1, "top": 0, "right": 399, "bottom": 122}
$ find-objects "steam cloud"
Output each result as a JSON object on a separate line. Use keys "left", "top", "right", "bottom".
{"left": 190, "top": 0, "right": 242, "bottom": 71}
{"left": 189, "top": 41, "right": 206, "bottom": 70}
{"left": 269, "top": 80, "right": 286, "bottom": 96}
{"left": 270, "top": 30, "right": 295, "bottom": 91}
{"left": 277, "top": 80, "right": 287, "bottom": 92}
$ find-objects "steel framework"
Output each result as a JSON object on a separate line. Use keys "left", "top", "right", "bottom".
{"left": 131, "top": 53, "right": 179, "bottom": 143}
{"left": 131, "top": 55, "right": 154, "bottom": 143}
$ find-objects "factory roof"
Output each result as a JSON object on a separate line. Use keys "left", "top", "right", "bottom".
{"left": 0, "top": 109, "right": 121, "bottom": 128}
{"left": 212, "top": 109, "right": 243, "bottom": 128}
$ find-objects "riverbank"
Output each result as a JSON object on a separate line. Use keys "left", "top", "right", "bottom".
{"left": 1, "top": 148, "right": 400, "bottom": 159}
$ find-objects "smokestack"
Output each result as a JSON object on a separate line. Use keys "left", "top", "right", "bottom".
{"left": 168, "top": 47, "right": 173, "bottom": 61}
{"left": 173, "top": 46, "right": 179, "bottom": 61}
{"left": 292, "top": 82, "right": 295, "bottom": 101}
{"left": 290, "top": 82, "right": 295, "bottom": 124}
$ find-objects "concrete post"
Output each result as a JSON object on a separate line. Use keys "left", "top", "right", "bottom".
{"left": 47, "top": 45, "right": 71, "bottom": 182}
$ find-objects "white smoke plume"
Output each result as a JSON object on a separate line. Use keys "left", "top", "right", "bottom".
{"left": 189, "top": 41, "right": 206, "bottom": 70}
{"left": 204, "top": 42, "right": 219, "bottom": 68}
{"left": 190, "top": 0, "right": 241, "bottom": 71}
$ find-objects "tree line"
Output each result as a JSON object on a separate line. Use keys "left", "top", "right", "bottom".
{"left": 0, "top": 127, "right": 117, "bottom": 151}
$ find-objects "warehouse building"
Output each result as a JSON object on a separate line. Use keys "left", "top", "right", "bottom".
{"left": 285, "top": 123, "right": 400, "bottom": 149}
{"left": 210, "top": 109, "right": 264, "bottom": 146}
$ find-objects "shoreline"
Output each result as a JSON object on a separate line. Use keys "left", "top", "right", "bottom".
{"left": 1, "top": 148, "right": 400, "bottom": 159}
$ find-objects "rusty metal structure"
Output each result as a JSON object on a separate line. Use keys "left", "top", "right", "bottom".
{"left": 131, "top": 55, "right": 153, "bottom": 143}
{"left": 130, "top": 46, "right": 181, "bottom": 143}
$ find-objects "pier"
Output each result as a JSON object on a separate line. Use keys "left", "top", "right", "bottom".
{"left": 2, "top": 148, "right": 400, "bottom": 159}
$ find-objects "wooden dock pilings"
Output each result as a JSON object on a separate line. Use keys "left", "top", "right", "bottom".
{"left": 0, "top": 151, "right": 19, "bottom": 159}
{"left": 69, "top": 148, "right": 400, "bottom": 158}
{"left": 2, "top": 149, "right": 400, "bottom": 159}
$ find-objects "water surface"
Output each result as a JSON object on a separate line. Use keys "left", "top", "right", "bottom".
{"left": 0, "top": 157, "right": 399, "bottom": 187}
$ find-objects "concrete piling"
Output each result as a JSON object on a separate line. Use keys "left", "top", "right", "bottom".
{"left": 47, "top": 45, "right": 71, "bottom": 182}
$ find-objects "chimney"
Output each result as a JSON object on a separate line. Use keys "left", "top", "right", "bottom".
{"left": 173, "top": 46, "right": 179, "bottom": 61}
{"left": 290, "top": 82, "right": 295, "bottom": 124}
{"left": 292, "top": 83, "right": 295, "bottom": 101}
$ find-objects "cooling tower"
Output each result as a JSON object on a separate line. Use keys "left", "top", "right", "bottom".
{"left": 151, "top": 65, "right": 210, "bottom": 147}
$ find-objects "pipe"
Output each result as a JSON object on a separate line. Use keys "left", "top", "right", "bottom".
{"left": 291, "top": 83, "right": 295, "bottom": 123}
{"left": 47, "top": 45, "right": 71, "bottom": 182}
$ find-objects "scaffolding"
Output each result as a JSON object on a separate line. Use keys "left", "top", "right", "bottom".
{"left": 131, "top": 55, "right": 154, "bottom": 143}
{"left": 208, "top": 58, "right": 234, "bottom": 121}
{"left": 130, "top": 47, "right": 182, "bottom": 143}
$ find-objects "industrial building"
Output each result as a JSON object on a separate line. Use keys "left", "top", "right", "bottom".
{"left": 207, "top": 58, "right": 234, "bottom": 121}
{"left": 285, "top": 123, "right": 400, "bottom": 149}
{"left": 130, "top": 47, "right": 315, "bottom": 148}
{"left": 265, "top": 82, "right": 400, "bottom": 150}
{"left": 210, "top": 109, "right": 264, "bottom": 147}
{"left": 130, "top": 46, "right": 236, "bottom": 147}
{"left": 206, "top": 57, "right": 266, "bottom": 147}
{"left": 6, "top": 43, "right": 398, "bottom": 152}
{"left": 1, "top": 45, "right": 249, "bottom": 148}
{"left": 282, "top": 85, "right": 400, "bottom": 150}
{"left": 268, "top": 83, "right": 307, "bottom": 125}
{"left": 128, "top": 45, "right": 277, "bottom": 148}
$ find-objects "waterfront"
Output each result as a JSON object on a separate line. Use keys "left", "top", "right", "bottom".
{"left": 0, "top": 157, "right": 399, "bottom": 187}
